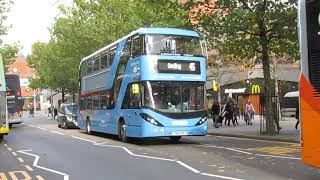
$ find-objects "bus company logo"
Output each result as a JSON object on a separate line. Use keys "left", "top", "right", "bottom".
{"left": 251, "top": 84, "right": 261, "bottom": 94}
{"left": 167, "top": 63, "right": 181, "bottom": 70}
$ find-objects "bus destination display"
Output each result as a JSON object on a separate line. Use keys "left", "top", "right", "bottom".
{"left": 158, "top": 60, "right": 200, "bottom": 74}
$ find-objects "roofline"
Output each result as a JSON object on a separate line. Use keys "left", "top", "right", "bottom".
{"left": 78, "top": 28, "right": 200, "bottom": 69}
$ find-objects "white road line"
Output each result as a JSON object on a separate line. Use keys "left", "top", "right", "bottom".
{"left": 201, "top": 173, "right": 245, "bottom": 180}
{"left": 18, "top": 149, "right": 69, "bottom": 180}
{"left": 254, "top": 154, "right": 301, "bottom": 160}
{"left": 196, "top": 144, "right": 253, "bottom": 155}
{"left": 121, "top": 147, "right": 134, "bottom": 156}
{"left": 224, "top": 148, "right": 253, "bottom": 155}
{"left": 71, "top": 136, "right": 96, "bottom": 143}
{"left": 132, "top": 153, "right": 176, "bottom": 162}
{"left": 36, "top": 127, "right": 48, "bottom": 131}
{"left": 176, "top": 161, "right": 200, "bottom": 173}
{"left": 215, "top": 135, "right": 298, "bottom": 145}
{"left": 50, "top": 131, "right": 65, "bottom": 135}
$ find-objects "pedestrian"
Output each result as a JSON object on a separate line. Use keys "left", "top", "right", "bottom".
{"left": 225, "top": 97, "right": 235, "bottom": 126}
{"left": 211, "top": 101, "right": 220, "bottom": 128}
{"left": 48, "top": 106, "right": 53, "bottom": 117}
{"left": 29, "top": 103, "right": 34, "bottom": 117}
{"left": 53, "top": 106, "right": 58, "bottom": 120}
{"left": 245, "top": 100, "right": 255, "bottom": 125}
{"left": 295, "top": 103, "right": 300, "bottom": 129}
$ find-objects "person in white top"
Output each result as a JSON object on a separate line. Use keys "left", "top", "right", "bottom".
{"left": 245, "top": 100, "right": 255, "bottom": 125}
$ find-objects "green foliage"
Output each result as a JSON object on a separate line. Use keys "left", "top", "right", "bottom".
{"left": 0, "top": 43, "right": 20, "bottom": 71}
{"left": 194, "top": 0, "right": 298, "bottom": 60}
{"left": 29, "top": 0, "right": 190, "bottom": 95}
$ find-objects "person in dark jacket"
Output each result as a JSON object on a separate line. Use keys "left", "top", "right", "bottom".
{"left": 211, "top": 101, "right": 220, "bottom": 128}
{"left": 225, "top": 97, "right": 235, "bottom": 126}
{"left": 53, "top": 107, "right": 58, "bottom": 120}
{"left": 295, "top": 103, "right": 300, "bottom": 129}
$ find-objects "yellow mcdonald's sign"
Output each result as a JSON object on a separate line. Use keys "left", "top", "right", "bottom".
{"left": 212, "top": 80, "right": 218, "bottom": 92}
{"left": 251, "top": 84, "right": 261, "bottom": 94}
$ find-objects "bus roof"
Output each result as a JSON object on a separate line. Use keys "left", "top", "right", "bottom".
{"left": 79, "top": 28, "right": 200, "bottom": 66}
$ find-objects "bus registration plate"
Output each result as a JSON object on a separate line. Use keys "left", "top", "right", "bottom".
{"left": 171, "top": 131, "right": 187, "bottom": 136}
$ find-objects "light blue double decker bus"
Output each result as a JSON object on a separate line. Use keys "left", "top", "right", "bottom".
{"left": 77, "top": 28, "right": 208, "bottom": 142}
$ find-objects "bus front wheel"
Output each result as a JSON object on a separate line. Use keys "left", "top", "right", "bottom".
{"left": 118, "top": 120, "right": 128, "bottom": 143}
{"left": 86, "top": 118, "right": 92, "bottom": 134}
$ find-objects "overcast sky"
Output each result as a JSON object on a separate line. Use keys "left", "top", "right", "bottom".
{"left": 2, "top": 0, "right": 72, "bottom": 56}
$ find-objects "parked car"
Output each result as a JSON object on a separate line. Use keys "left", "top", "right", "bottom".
{"left": 281, "top": 91, "right": 299, "bottom": 117}
{"left": 57, "top": 103, "right": 77, "bottom": 129}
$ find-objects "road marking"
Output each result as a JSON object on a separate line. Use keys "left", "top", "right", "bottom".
{"left": 244, "top": 145, "right": 300, "bottom": 155}
{"left": 176, "top": 161, "right": 200, "bottom": 173}
{"left": 254, "top": 154, "right": 301, "bottom": 160}
{"left": 7, "top": 147, "right": 12, "bottom": 151}
{"left": 18, "top": 158, "right": 25, "bottom": 163}
{"left": 8, "top": 171, "right": 32, "bottom": 180}
{"left": 215, "top": 135, "right": 298, "bottom": 145}
{"left": 196, "top": 144, "right": 253, "bottom": 155}
{"left": 12, "top": 152, "right": 17, "bottom": 156}
{"left": 71, "top": 136, "right": 95, "bottom": 143}
{"left": 50, "top": 131, "right": 64, "bottom": 135}
{"left": 36, "top": 175, "right": 45, "bottom": 180}
{"left": 201, "top": 173, "right": 245, "bottom": 180}
{"left": 36, "top": 127, "right": 48, "bottom": 131}
{"left": 25, "top": 125, "right": 243, "bottom": 180}
{"left": 25, "top": 165, "right": 34, "bottom": 171}
{"left": 18, "top": 149, "right": 69, "bottom": 180}
{"left": 4, "top": 143, "right": 8, "bottom": 147}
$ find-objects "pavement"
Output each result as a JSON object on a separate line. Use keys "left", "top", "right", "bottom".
{"left": 207, "top": 115, "right": 300, "bottom": 143}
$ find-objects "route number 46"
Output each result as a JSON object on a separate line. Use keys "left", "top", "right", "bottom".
{"left": 0, "top": 171, "right": 31, "bottom": 180}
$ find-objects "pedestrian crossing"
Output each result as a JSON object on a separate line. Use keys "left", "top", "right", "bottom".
{"left": 242, "top": 144, "right": 300, "bottom": 155}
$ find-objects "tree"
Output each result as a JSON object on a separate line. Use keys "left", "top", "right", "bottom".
{"left": 29, "top": 0, "right": 190, "bottom": 102}
{"left": 191, "top": 0, "right": 298, "bottom": 135}
{"left": 0, "top": 43, "right": 20, "bottom": 71}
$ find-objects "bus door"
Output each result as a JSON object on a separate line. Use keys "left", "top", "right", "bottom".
{"left": 123, "top": 83, "right": 142, "bottom": 126}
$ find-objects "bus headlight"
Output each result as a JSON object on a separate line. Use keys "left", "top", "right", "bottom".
{"left": 66, "top": 116, "right": 73, "bottom": 121}
{"left": 195, "top": 116, "right": 207, "bottom": 126}
{"left": 139, "top": 113, "right": 164, "bottom": 127}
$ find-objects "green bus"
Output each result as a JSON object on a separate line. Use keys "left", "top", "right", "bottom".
{"left": 0, "top": 54, "right": 9, "bottom": 140}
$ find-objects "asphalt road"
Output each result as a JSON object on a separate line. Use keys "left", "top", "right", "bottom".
{"left": 1, "top": 115, "right": 320, "bottom": 180}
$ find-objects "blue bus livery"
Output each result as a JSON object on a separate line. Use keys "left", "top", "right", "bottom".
{"left": 77, "top": 28, "right": 208, "bottom": 142}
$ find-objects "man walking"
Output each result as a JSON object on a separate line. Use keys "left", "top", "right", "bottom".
{"left": 211, "top": 101, "right": 220, "bottom": 128}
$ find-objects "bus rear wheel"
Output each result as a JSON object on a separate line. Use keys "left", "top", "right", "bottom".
{"left": 170, "top": 136, "right": 181, "bottom": 143}
{"left": 118, "top": 120, "right": 128, "bottom": 143}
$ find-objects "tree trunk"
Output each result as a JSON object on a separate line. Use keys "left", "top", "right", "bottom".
{"left": 260, "top": 35, "right": 275, "bottom": 135}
